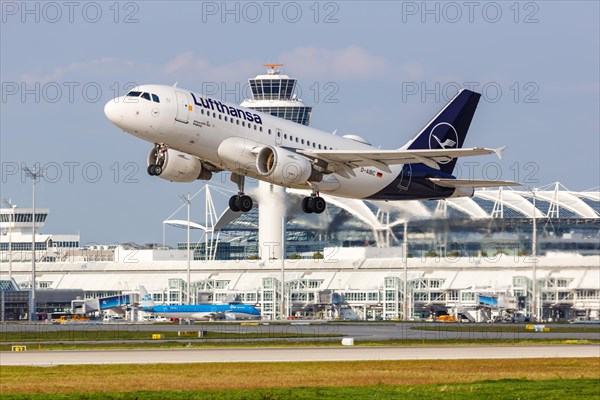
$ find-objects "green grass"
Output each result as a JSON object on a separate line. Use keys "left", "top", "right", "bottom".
{"left": 1, "top": 338, "right": 597, "bottom": 351}
{"left": 1, "top": 379, "right": 598, "bottom": 399}
{"left": 0, "top": 329, "right": 340, "bottom": 343}
{"left": 1, "top": 338, "right": 596, "bottom": 351}
{"left": 2, "top": 359, "right": 597, "bottom": 396}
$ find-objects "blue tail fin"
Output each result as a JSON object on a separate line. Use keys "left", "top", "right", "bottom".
{"left": 403, "top": 89, "right": 481, "bottom": 174}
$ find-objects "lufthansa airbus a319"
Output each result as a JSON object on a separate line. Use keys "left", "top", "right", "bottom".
{"left": 104, "top": 82, "right": 518, "bottom": 214}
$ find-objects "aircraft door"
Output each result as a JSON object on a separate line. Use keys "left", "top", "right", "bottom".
{"left": 275, "top": 128, "right": 283, "bottom": 145}
{"left": 175, "top": 91, "right": 190, "bottom": 124}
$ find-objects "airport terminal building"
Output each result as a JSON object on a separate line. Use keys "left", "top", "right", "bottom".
{"left": 1, "top": 183, "right": 599, "bottom": 323}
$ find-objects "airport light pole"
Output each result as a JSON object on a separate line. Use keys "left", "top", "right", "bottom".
{"left": 24, "top": 167, "right": 42, "bottom": 321}
{"left": 531, "top": 189, "right": 538, "bottom": 322}
{"left": 180, "top": 193, "right": 192, "bottom": 305}
{"left": 280, "top": 216, "right": 286, "bottom": 319}
{"left": 1, "top": 199, "right": 16, "bottom": 280}
{"left": 402, "top": 220, "right": 408, "bottom": 320}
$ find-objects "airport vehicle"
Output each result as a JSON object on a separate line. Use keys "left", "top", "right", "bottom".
{"left": 105, "top": 85, "right": 518, "bottom": 213}
{"left": 138, "top": 286, "right": 261, "bottom": 320}
{"left": 570, "top": 317, "right": 600, "bottom": 324}
{"left": 102, "top": 314, "right": 124, "bottom": 323}
{"left": 53, "top": 314, "right": 91, "bottom": 324}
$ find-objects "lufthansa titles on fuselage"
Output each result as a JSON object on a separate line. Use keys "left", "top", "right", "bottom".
{"left": 190, "top": 93, "right": 263, "bottom": 124}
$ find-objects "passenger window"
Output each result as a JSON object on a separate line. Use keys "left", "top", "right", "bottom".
{"left": 302, "top": 139, "right": 305, "bottom": 145}
{"left": 242, "top": 121, "right": 245, "bottom": 127}
{"left": 218, "top": 115, "right": 222, "bottom": 120}
{"left": 259, "top": 127, "right": 263, "bottom": 132}
{"left": 284, "top": 134, "right": 287, "bottom": 139}
{"left": 254, "top": 125, "right": 257, "bottom": 130}
{"left": 236, "top": 120, "right": 239, "bottom": 125}
{"left": 224, "top": 116, "right": 228, "bottom": 121}
{"left": 141, "top": 92, "right": 151, "bottom": 101}
{"left": 290, "top": 135, "right": 293, "bottom": 141}
{"left": 277, "top": 131, "right": 280, "bottom": 137}
{"left": 307, "top": 140, "right": 310, "bottom": 146}
{"left": 152, "top": 94, "right": 160, "bottom": 103}
{"left": 201, "top": 109, "right": 204, "bottom": 114}
{"left": 269, "top": 129, "right": 272, "bottom": 135}
{"left": 213, "top": 112, "right": 216, "bottom": 118}
{"left": 319, "top": 144, "right": 322, "bottom": 149}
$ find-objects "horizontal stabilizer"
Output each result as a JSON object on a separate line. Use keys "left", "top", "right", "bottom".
{"left": 429, "top": 178, "right": 521, "bottom": 188}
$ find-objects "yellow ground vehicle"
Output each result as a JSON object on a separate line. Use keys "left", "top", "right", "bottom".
{"left": 53, "top": 314, "right": 90, "bottom": 323}
{"left": 437, "top": 315, "right": 457, "bottom": 322}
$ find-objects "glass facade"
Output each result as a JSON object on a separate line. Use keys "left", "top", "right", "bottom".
{"left": 251, "top": 106, "right": 312, "bottom": 126}
{"left": 0, "top": 213, "right": 47, "bottom": 222}
{"left": 249, "top": 79, "right": 296, "bottom": 101}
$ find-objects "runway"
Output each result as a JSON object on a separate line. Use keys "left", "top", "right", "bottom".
{"left": 1, "top": 345, "right": 598, "bottom": 366}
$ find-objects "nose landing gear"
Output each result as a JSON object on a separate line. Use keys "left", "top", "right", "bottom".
{"left": 147, "top": 144, "right": 167, "bottom": 176}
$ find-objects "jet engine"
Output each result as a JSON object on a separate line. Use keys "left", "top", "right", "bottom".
{"left": 147, "top": 147, "right": 212, "bottom": 182}
{"left": 256, "top": 146, "right": 322, "bottom": 186}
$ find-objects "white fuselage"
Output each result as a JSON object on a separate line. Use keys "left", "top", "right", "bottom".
{"left": 105, "top": 84, "right": 404, "bottom": 199}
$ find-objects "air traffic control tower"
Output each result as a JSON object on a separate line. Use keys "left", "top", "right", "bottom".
{"left": 241, "top": 64, "right": 313, "bottom": 260}
{"left": 240, "top": 63, "right": 312, "bottom": 126}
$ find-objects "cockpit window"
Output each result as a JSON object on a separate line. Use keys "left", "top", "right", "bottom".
{"left": 152, "top": 94, "right": 160, "bottom": 103}
{"left": 141, "top": 92, "right": 151, "bottom": 101}
{"left": 126, "top": 91, "right": 142, "bottom": 97}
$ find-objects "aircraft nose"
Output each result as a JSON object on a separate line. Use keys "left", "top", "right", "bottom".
{"left": 104, "top": 98, "right": 123, "bottom": 125}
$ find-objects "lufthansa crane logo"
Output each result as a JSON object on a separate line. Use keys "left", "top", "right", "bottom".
{"left": 428, "top": 122, "right": 458, "bottom": 164}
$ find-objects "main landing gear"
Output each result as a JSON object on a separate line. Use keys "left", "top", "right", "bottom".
{"left": 301, "top": 193, "right": 326, "bottom": 214}
{"left": 228, "top": 174, "right": 253, "bottom": 213}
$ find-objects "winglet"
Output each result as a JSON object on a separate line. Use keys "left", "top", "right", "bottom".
{"left": 493, "top": 146, "right": 507, "bottom": 160}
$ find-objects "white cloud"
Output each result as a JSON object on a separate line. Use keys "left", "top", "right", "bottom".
{"left": 16, "top": 46, "right": 408, "bottom": 87}
{"left": 279, "top": 46, "right": 392, "bottom": 79}
{"left": 20, "top": 58, "right": 130, "bottom": 84}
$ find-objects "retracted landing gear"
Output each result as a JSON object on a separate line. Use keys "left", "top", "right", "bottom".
{"left": 228, "top": 173, "right": 253, "bottom": 213}
{"left": 302, "top": 191, "right": 326, "bottom": 214}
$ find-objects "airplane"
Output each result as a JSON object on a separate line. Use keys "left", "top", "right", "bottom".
{"left": 104, "top": 83, "right": 518, "bottom": 214}
{"left": 138, "top": 286, "right": 261, "bottom": 320}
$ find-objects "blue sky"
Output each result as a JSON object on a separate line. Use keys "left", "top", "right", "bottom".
{"left": 1, "top": 1, "right": 599, "bottom": 245}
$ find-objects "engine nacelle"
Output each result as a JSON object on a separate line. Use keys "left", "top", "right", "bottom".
{"left": 217, "top": 137, "right": 261, "bottom": 171}
{"left": 256, "top": 146, "right": 322, "bottom": 186}
{"left": 147, "top": 147, "right": 212, "bottom": 182}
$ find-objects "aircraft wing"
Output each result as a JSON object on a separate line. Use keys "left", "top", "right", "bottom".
{"left": 428, "top": 178, "right": 521, "bottom": 188}
{"left": 299, "top": 147, "right": 505, "bottom": 177}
